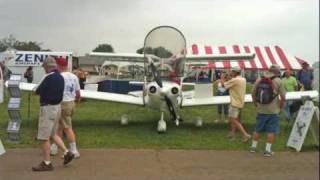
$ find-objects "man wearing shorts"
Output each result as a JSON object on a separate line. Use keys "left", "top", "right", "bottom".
{"left": 224, "top": 67, "right": 251, "bottom": 142}
{"left": 51, "top": 57, "right": 81, "bottom": 158}
{"left": 250, "top": 64, "right": 286, "bottom": 157}
{"left": 32, "top": 56, "right": 74, "bottom": 171}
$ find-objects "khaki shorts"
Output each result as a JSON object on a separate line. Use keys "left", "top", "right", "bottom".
{"left": 59, "top": 101, "right": 75, "bottom": 129}
{"left": 37, "top": 104, "right": 61, "bottom": 140}
{"left": 228, "top": 106, "right": 242, "bottom": 118}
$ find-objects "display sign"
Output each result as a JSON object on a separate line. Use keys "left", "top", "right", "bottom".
{"left": 0, "top": 66, "right": 3, "bottom": 104}
{"left": 0, "top": 79, "right": 3, "bottom": 104}
{"left": 14, "top": 51, "right": 71, "bottom": 66}
{"left": 287, "top": 101, "right": 319, "bottom": 151}
{"left": 0, "top": 139, "right": 5, "bottom": 155}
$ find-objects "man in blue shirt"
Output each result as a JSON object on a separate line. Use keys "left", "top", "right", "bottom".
{"left": 297, "top": 62, "right": 314, "bottom": 90}
{"left": 32, "top": 56, "right": 74, "bottom": 171}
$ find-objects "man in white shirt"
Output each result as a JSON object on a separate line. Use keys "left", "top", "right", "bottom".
{"left": 51, "top": 57, "right": 81, "bottom": 158}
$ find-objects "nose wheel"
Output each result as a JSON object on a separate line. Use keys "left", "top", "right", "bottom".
{"left": 157, "top": 112, "right": 167, "bottom": 133}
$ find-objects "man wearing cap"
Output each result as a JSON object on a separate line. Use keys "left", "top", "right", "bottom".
{"left": 223, "top": 67, "right": 251, "bottom": 142}
{"left": 32, "top": 56, "right": 74, "bottom": 171}
{"left": 50, "top": 57, "right": 81, "bottom": 158}
{"left": 297, "top": 62, "right": 313, "bottom": 90}
{"left": 250, "top": 64, "right": 286, "bottom": 157}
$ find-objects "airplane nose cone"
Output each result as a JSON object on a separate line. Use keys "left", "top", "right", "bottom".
{"left": 160, "top": 88, "right": 167, "bottom": 96}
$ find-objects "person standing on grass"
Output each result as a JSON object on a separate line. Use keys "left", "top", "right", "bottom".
{"left": 214, "top": 71, "right": 229, "bottom": 123}
{"left": 50, "top": 57, "right": 81, "bottom": 158}
{"left": 223, "top": 67, "right": 251, "bottom": 142}
{"left": 24, "top": 66, "right": 33, "bottom": 83}
{"left": 297, "top": 62, "right": 313, "bottom": 91}
{"left": 281, "top": 69, "right": 298, "bottom": 122}
{"left": 250, "top": 64, "right": 286, "bottom": 157}
{"left": 32, "top": 56, "right": 74, "bottom": 171}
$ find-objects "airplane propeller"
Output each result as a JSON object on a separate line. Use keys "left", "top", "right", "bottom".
{"left": 148, "top": 56, "right": 181, "bottom": 125}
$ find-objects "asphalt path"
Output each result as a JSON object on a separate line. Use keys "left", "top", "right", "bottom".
{"left": 0, "top": 149, "right": 318, "bottom": 180}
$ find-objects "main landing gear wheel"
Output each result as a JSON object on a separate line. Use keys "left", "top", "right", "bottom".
{"left": 120, "top": 114, "right": 129, "bottom": 125}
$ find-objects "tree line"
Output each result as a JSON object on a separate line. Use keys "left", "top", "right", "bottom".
{"left": 0, "top": 35, "right": 170, "bottom": 56}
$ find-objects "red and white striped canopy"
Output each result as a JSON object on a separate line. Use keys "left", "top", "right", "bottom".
{"left": 188, "top": 44, "right": 306, "bottom": 70}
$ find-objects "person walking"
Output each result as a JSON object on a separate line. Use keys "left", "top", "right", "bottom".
{"left": 224, "top": 67, "right": 251, "bottom": 142}
{"left": 50, "top": 57, "right": 81, "bottom": 158}
{"left": 214, "top": 71, "right": 229, "bottom": 123}
{"left": 250, "top": 64, "right": 286, "bottom": 157}
{"left": 32, "top": 56, "right": 74, "bottom": 171}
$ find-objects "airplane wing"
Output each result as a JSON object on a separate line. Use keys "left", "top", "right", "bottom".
{"left": 181, "top": 90, "right": 319, "bottom": 107}
{"left": 14, "top": 82, "right": 144, "bottom": 106}
{"left": 89, "top": 52, "right": 255, "bottom": 62}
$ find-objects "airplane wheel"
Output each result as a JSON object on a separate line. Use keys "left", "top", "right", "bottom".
{"left": 193, "top": 117, "right": 203, "bottom": 127}
{"left": 120, "top": 114, "right": 129, "bottom": 125}
{"left": 157, "top": 120, "right": 166, "bottom": 133}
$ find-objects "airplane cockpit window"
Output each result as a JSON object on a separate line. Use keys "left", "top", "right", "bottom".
{"left": 143, "top": 26, "right": 186, "bottom": 84}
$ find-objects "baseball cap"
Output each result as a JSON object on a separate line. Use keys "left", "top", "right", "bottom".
{"left": 56, "top": 57, "right": 68, "bottom": 67}
{"left": 42, "top": 56, "right": 57, "bottom": 67}
{"left": 231, "top": 66, "right": 241, "bottom": 73}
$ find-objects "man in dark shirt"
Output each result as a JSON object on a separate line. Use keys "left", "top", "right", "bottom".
{"left": 297, "top": 62, "right": 314, "bottom": 90}
{"left": 32, "top": 56, "right": 74, "bottom": 171}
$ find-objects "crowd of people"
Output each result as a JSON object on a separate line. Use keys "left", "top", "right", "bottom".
{"left": 212, "top": 62, "right": 314, "bottom": 157}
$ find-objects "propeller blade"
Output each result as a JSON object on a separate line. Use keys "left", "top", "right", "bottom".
{"left": 164, "top": 95, "right": 182, "bottom": 125}
{"left": 149, "top": 62, "right": 163, "bottom": 88}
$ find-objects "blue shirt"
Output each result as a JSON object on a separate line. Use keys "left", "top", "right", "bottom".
{"left": 297, "top": 70, "right": 313, "bottom": 90}
{"left": 36, "top": 69, "right": 65, "bottom": 106}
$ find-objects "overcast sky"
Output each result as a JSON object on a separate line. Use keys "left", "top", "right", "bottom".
{"left": 0, "top": 0, "right": 318, "bottom": 63}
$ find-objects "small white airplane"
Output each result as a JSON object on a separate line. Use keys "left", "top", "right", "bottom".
{"left": 10, "top": 26, "right": 319, "bottom": 133}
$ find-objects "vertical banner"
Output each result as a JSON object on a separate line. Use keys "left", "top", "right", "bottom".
{"left": 0, "top": 65, "right": 3, "bottom": 104}
{"left": 287, "top": 101, "right": 316, "bottom": 152}
{"left": 0, "top": 139, "right": 5, "bottom": 155}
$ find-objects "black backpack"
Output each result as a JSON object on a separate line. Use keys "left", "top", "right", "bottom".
{"left": 255, "top": 76, "right": 277, "bottom": 104}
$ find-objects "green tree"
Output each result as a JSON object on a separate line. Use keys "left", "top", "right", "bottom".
{"left": 92, "top": 44, "right": 114, "bottom": 53}
{"left": 135, "top": 46, "right": 172, "bottom": 58}
{"left": 0, "top": 35, "right": 43, "bottom": 51}
{"left": 136, "top": 47, "right": 143, "bottom": 54}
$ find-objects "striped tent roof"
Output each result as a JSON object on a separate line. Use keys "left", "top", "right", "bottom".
{"left": 188, "top": 44, "right": 307, "bottom": 70}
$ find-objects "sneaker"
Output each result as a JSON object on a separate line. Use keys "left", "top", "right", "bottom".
{"left": 263, "top": 151, "right": 274, "bottom": 157}
{"left": 72, "top": 150, "right": 80, "bottom": 158}
{"left": 249, "top": 146, "right": 257, "bottom": 153}
{"left": 50, "top": 144, "right": 58, "bottom": 156}
{"left": 242, "top": 135, "right": 251, "bottom": 142}
{"left": 32, "top": 161, "right": 54, "bottom": 171}
{"left": 224, "top": 120, "right": 229, "bottom": 124}
{"left": 214, "top": 119, "right": 219, "bottom": 123}
{"left": 63, "top": 151, "right": 75, "bottom": 165}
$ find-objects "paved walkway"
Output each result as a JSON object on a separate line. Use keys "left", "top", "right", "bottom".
{"left": 0, "top": 149, "right": 318, "bottom": 180}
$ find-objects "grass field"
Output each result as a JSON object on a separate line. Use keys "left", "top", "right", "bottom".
{"left": 0, "top": 85, "right": 318, "bottom": 152}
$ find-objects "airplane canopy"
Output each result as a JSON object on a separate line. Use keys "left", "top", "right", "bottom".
{"left": 189, "top": 44, "right": 307, "bottom": 70}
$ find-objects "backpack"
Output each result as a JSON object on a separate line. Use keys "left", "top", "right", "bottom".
{"left": 255, "top": 76, "right": 277, "bottom": 104}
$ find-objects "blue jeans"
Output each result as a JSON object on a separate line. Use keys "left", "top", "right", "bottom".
{"left": 217, "top": 91, "right": 229, "bottom": 115}
{"left": 283, "top": 100, "right": 293, "bottom": 122}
